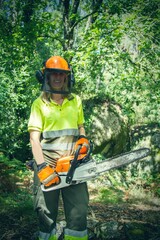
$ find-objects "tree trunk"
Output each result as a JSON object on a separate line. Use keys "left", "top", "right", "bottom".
{"left": 62, "top": 0, "right": 103, "bottom": 52}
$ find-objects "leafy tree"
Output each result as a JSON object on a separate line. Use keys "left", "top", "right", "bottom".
{"left": 0, "top": 0, "right": 159, "bottom": 161}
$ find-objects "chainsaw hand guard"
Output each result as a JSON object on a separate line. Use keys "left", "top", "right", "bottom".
{"left": 38, "top": 165, "right": 60, "bottom": 187}
{"left": 66, "top": 145, "right": 82, "bottom": 184}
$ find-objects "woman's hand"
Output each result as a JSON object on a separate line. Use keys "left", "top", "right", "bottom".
{"left": 74, "top": 135, "right": 90, "bottom": 154}
{"left": 37, "top": 163, "right": 60, "bottom": 187}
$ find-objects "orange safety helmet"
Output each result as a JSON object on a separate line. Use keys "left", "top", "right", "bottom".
{"left": 45, "top": 56, "right": 70, "bottom": 73}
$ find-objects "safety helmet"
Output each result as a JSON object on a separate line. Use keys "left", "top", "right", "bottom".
{"left": 35, "top": 56, "right": 75, "bottom": 94}
{"left": 45, "top": 56, "right": 70, "bottom": 73}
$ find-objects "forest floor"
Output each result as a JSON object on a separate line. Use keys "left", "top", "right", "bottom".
{"left": 0, "top": 180, "right": 160, "bottom": 240}
{"left": 87, "top": 202, "right": 160, "bottom": 239}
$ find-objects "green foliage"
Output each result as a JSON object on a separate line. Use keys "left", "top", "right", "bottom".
{"left": 0, "top": 154, "right": 30, "bottom": 193}
{"left": 0, "top": 68, "right": 35, "bottom": 160}
{"left": 96, "top": 187, "right": 124, "bottom": 204}
{"left": 0, "top": 189, "right": 33, "bottom": 211}
{"left": 72, "top": 6, "right": 160, "bottom": 124}
{"left": 0, "top": 189, "right": 37, "bottom": 239}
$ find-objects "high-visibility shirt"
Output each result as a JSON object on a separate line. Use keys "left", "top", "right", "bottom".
{"left": 28, "top": 94, "right": 84, "bottom": 166}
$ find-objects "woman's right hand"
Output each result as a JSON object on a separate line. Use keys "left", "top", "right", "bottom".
{"left": 37, "top": 163, "right": 60, "bottom": 187}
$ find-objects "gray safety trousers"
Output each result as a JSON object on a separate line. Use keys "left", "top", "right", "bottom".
{"left": 33, "top": 167, "right": 89, "bottom": 234}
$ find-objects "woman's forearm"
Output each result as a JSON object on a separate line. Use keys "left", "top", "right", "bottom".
{"left": 30, "top": 131, "right": 45, "bottom": 165}
{"left": 30, "top": 140, "right": 45, "bottom": 165}
{"left": 78, "top": 124, "right": 86, "bottom": 136}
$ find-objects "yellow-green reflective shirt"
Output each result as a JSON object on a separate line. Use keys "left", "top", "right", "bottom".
{"left": 28, "top": 94, "right": 84, "bottom": 166}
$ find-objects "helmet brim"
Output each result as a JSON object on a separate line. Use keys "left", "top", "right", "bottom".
{"left": 45, "top": 68, "right": 70, "bottom": 74}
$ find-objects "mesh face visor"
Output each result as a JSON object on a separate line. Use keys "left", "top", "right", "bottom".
{"left": 42, "top": 69, "right": 73, "bottom": 94}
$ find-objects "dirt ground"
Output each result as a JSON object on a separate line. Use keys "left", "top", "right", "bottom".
{"left": 0, "top": 184, "right": 160, "bottom": 240}
{"left": 88, "top": 202, "right": 160, "bottom": 225}
{"left": 57, "top": 189, "right": 160, "bottom": 240}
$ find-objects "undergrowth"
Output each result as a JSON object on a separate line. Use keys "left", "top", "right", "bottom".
{"left": 0, "top": 153, "right": 160, "bottom": 239}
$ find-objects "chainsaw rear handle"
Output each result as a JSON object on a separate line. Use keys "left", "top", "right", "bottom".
{"left": 66, "top": 145, "right": 82, "bottom": 184}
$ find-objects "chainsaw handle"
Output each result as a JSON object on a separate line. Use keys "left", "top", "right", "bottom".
{"left": 66, "top": 145, "right": 81, "bottom": 184}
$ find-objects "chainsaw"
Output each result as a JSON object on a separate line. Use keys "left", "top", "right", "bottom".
{"left": 41, "top": 145, "right": 150, "bottom": 192}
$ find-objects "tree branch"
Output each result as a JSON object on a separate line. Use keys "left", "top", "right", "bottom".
{"left": 72, "top": 0, "right": 80, "bottom": 14}
{"left": 70, "top": 0, "right": 80, "bottom": 27}
{"left": 70, "top": 10, "right": 100, "bottom": 32}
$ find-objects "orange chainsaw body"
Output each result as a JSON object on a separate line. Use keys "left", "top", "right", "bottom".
{"left": 55, "top": 154, "right": 87, "bottom": 173}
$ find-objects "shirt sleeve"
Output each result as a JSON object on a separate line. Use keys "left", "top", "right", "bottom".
{"left": 28, "top": 100, "right": 43, "bottom": 132}
{"left": 77, "top": 96, "right": 85, "bottom": 125}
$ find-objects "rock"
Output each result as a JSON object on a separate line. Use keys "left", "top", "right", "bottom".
{"left": 130, "top": 123, "right": 160, "bottom": 173}
{"left": 124, "top": 222, "right": 145, "bottom": 240}
{"left": 151, "top": 133, "right": 160, "bottom": 149}
{"left": 84, "top": 99, "right": 129, "bottom": 157}
{"left": 56, "top": 221, "right": 66, "bottom": 239}
{"left": 124, "top": 222, "right": 160, "bottom": 240}
{"left": 87, "top": 219, "right": 160, "bottom": 240}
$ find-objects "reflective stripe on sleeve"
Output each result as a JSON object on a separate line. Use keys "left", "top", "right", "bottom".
{"left": 43, "top": 129, "right": 79, "bottom": 139}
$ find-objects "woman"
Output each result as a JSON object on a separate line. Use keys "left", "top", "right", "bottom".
{"left": 28, "top": 56, "right": 89, "bottom": 240}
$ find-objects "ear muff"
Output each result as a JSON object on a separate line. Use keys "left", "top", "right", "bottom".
{"left": 68, "top": 64, "right": 75, "bottom": 88}
{"left": 35, "top": 70, "right": 44, "bottom": 84}
{"left": 35, "top": 61, "right": 46, "bottom": 84}
{"left": 70, "top": 67, "right": 75, "bottom": 87}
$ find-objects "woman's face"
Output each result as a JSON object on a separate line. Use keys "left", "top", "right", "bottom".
{"left": 49, "top": 72, "right": 66, "bottom": 90}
